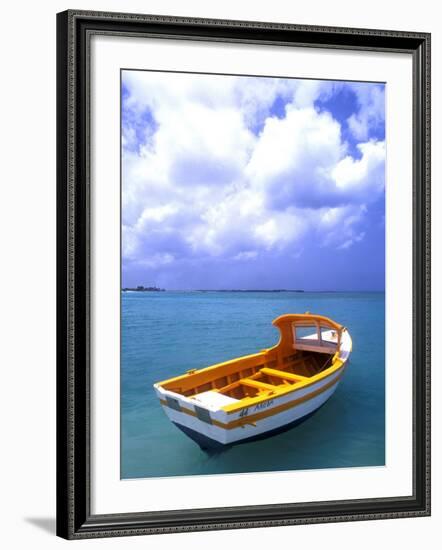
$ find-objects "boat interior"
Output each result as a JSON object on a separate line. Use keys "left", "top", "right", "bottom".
{"left": 158, "top": 314, "right": 344, "bottom": 405}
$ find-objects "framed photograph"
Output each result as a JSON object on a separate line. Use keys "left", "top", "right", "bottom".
{"left": 56, "top": 10, "right": 431, "bottom": 539}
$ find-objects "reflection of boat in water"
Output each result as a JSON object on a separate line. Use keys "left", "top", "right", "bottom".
{"left": 153, "top": 313, "right": 352, "bottom": 450}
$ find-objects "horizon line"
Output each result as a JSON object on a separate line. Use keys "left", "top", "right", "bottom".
{"left": 121, "top": 288, "right": 385, "bottom": 293}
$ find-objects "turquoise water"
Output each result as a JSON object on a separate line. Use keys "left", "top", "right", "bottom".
{"left": 121, "top": 291, "right": 385, "bottom": 479}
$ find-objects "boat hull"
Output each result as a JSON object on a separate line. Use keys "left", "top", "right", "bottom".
{"left": 172, "top": 403, "right": 327, "bottom": 451}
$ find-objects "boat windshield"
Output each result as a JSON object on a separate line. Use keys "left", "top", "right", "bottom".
{"left": 293, "top": 321, "right": 340, "bottom": 354}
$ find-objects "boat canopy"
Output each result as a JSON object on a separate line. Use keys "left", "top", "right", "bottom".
{"left": 272, "top": 313, "right": 344, "bottom": 355}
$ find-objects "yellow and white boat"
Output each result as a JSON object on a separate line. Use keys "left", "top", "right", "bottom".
{"left": 153, "top": 313, "right": 352, "bottom": 450}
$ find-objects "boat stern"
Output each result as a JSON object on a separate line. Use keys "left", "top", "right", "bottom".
{"left": 153, "top": 383, "right": 234, "bottom": 448}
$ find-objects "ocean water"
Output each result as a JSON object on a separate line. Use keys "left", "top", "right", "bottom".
{"left": 121, "top": 291, "right": 385, "bottom": 479}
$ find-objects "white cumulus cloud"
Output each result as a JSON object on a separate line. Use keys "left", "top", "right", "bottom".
{"left": 121, "top": 71, "right": 385, "bottom": 274}
{"left": 347, "top": 83, "right": 385, "bottom": 141}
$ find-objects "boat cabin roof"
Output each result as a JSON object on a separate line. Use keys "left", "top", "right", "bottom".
{"left": 272, "top": 313, "right": 343, "bottom": 331}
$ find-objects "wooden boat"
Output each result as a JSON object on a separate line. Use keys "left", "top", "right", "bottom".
{"left": 153, "top": 313, "right": 352, "bottom": 450}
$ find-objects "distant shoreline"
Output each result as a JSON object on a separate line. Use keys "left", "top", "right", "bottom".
{"left": 195, "top": 289, "right": 304, "bottom": 293}
{"left": 122, "top": 286, "right": 165, "bottom": 292}
{"left": 121, "top": 288, "right": 385, "bottom": 293}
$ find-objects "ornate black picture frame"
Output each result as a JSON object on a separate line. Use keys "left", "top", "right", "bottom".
{"left": 56, "top": 9, "right": 430, "bottom": 539}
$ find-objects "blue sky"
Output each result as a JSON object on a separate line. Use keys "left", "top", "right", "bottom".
{"left": 121, "top": 71, "right": 385, "bottom": 291}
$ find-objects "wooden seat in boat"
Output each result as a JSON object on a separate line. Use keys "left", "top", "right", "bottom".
{"left": 239, "top": 378, "right": 275, "bottom": 391}
{"left": 259, "top": 367, "right": 308, "bottom": 383}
